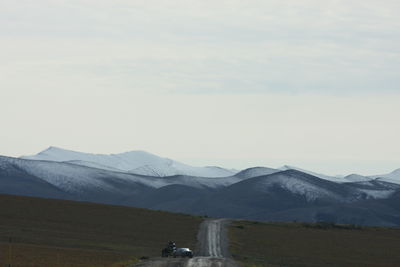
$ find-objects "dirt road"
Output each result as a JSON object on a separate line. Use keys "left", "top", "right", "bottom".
{"left": 134, "top": 219, "right": 237, "bottom": 267}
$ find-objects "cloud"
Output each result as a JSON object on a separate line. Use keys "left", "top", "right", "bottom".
{"left": 1, "top": 1, "right": 400, "bottom": 174}
{"left": 1, "top": 1, "right": 399, "bottom": 96}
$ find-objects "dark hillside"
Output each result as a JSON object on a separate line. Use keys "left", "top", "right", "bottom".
{"left": 0, "top": 163, "right": 72, "bottom": 199}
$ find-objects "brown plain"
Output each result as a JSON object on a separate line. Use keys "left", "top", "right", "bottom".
{"left": 230, "top": 221, "right": 400, "bottom": 267}
{"left": 0, "top": 194, "right": 201, "bottom": 267}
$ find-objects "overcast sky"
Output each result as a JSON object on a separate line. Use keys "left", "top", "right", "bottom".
{"left": 1, "top": 0, "right": 399, "bottom": 175}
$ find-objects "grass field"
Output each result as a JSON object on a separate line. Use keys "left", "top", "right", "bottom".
{"left": 229, "top": 220, "right": 400, "bottom": 267}
{"left": 0, "top": 194, "right": 202, "bottom": 267}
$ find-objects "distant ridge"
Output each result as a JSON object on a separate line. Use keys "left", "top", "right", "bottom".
{"left": 21, "top": 146, "right": 237, "bottom": 178}
{"left": 235, "top": 167, "right": 279, "bottom": 179}
{"left": 1, "top": 147, "right": 399, "bottom": 226}
{"left": 2, "top": 154, "right": 400, "bottom": 226}
{"left": 18, "top": 146, "right": 400, "bottom": 184}
{"left": 371, "top": 168, "right": 400, "bottom": 184}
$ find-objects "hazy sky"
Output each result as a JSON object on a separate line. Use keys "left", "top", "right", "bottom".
{"left": 1, "top": 0, "right": 399, "bottom": 175}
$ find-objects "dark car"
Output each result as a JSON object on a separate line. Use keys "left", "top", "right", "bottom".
{"left": 173, "top": 248, "right": 193, "bottom": 258}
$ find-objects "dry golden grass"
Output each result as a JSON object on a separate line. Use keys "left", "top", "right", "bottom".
{"left": 230, "top": 221, "right": 400, "bottom": 267}
{"left": 0, "top": 194, "right": 202, "bottom": 267}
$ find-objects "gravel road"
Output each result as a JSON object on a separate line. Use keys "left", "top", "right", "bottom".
{"left": 134, "top": 219, "right": 238, "bottom": 267}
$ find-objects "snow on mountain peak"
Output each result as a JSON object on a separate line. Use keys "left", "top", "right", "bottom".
{"left": 38, "top": 146, "right": 66, "bottom": 154}
{"left": 237, "top": 170, "right": 345, "bottom": 202}
{"left": 21, "top": 147, "right": 237, "bottom": 178}
{"left": 19, "top": 147, "right": 400, "bottom": 184}
{"left": 370, "top": 168, "right": 400, "bottom": 184}
{"left": 390, "top": 168, "right": 400, "bottom": 175}
{"left": 344, "top": 174, "right": 373, "bottom": 183}
{"left": 278, "top": 165, "right": 345, "bottom": 183}
{"left": 235, "top": 167, "right": 279, "bottom": 179}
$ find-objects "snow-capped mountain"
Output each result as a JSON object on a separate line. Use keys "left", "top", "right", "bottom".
{"left": 344, "top": 174, "right": 373, "bottom": 183}
{"left": 158, "top": 170, "right": 400, "bottom": 225}
{"left": 0, "top": 156, "right": 246, "bottom": 194}
{"left": 371, "top": 169, "right": 400, "bottom": 184}
{"left": 342, "top": 169, "right": 400, "bottom": 185}
{"left": 234, "top": 167, "right": 279, "bottom": 179}
{"left": 231, "top": 170, "right": 355, "bottom": 202}
{"left": 1, "top": 148, "right": 400, "bottom": 227}
{"left": 22, "top": 147, "right": 237, "bottom": 178}
{"left": 279, "top": 165, "right": 346, "bottom": 183}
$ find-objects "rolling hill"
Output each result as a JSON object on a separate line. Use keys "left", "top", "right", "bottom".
{"left": 1, "top": 148, "right": 400, "bottom": 226}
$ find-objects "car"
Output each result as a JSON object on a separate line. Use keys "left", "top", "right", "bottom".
{"left": 173, "top": 247, "right": 193, "bottom": 258}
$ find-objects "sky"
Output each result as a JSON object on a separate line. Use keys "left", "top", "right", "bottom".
{"left": 1, "top": 0, "right": 400, "bottom": 175}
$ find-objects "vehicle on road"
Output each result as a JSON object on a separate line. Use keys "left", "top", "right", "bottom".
{"left": 173, "top": 247, "right": 193, "bottom": 258}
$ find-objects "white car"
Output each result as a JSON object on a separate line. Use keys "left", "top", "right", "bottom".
{"left": 173, "top": 248, "right": 194, "bottom": 258}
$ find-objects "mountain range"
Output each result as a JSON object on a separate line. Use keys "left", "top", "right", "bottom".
{"left": 22, "top": 147, "right": 237, "bottom": 177}
{"left": 1, "top": 147, "right": 400, "bottom": 227}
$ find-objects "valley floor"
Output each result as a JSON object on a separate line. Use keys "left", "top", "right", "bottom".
{"left": 229, "top": 220, "right": 400, "bottom": 267}
{"left": 0, "top": 194, "right": 201, "bottom": 267}
{"left": 3, "top": 193, "right": 400, "bottom": 267}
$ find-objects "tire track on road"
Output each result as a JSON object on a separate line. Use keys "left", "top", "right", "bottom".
{"left": 185, "top": 257, "right": 228, "bottom": 267}
{"left": 206, "top": 219, "right": 223, "bottom": 257}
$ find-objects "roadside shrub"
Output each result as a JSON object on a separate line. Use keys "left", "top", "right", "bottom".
{"left": 301, "top": 222, "right": 362, "bottom": 230}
